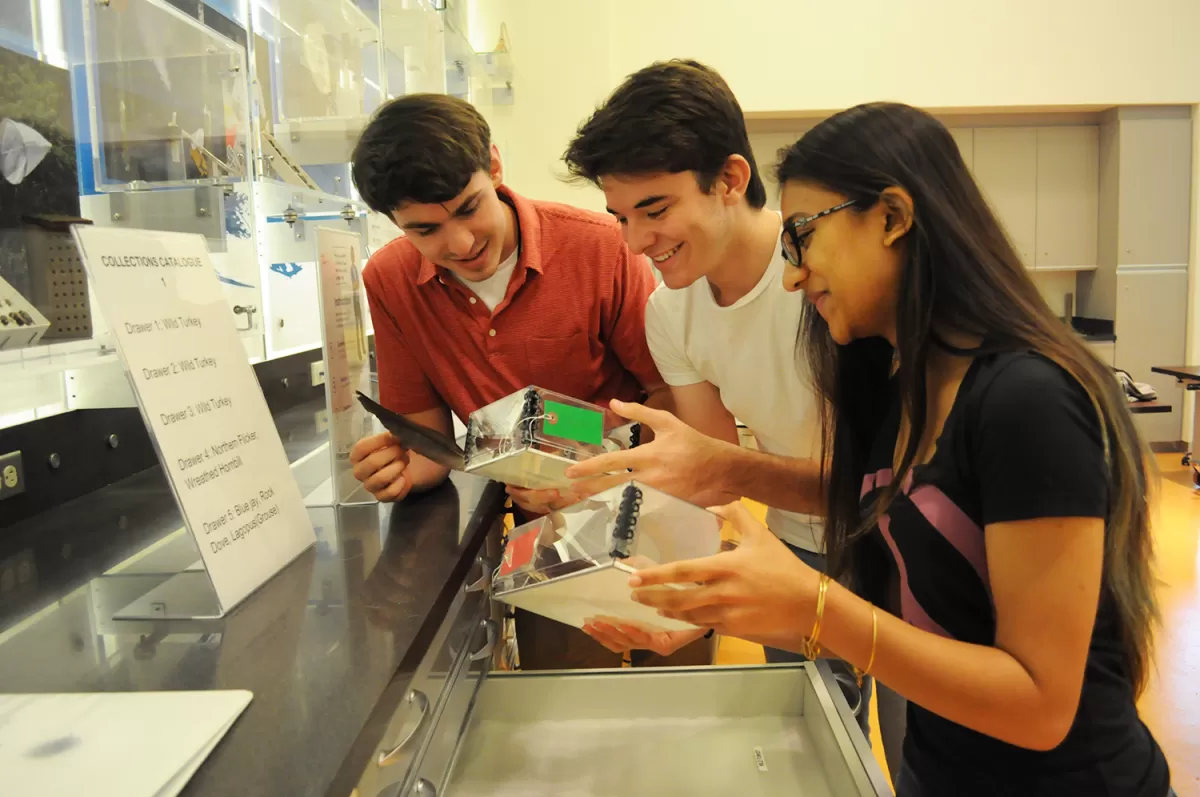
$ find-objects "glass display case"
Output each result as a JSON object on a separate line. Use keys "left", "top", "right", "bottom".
{"left": 0, "top": 1, "right": 122, "bottom": 430}
{"left": 245, "top": 0, "right": 377, "bottom": 359}
{"left": 2, "top": 0, "right": 505, "bottom": 434}
{"left": 0, "top": 0, "right": 68, "bottom": 68}
{"left": 72, "top": 0, "right": 264, "bottom": 362}
{"left": 81, "top": 0, "right": 251, "bottom": 192}
{"left": 381, "top": 0, "right": 446, "bottom": 99}
{"left": 252, "top": 0, "right": 383, "bottom": 185}
{"left": 441, "top": 4, "right": 509, "bottom": 111}
{"left": 253, "top": 179, "right": 369, "bottom": 359}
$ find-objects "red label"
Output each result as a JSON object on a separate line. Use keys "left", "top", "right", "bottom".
{"left": 499, "top": 530, "right": 538, "bottom": 576}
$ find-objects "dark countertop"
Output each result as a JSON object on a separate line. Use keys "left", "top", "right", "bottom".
{"left": 0, "top": 398, "right": 333, "bottom": 632}
{"left": 1070, "top": 316, "right": 1116, "bottom": 343}
{"left": 1151, "top": 365, "right": 1200, "bottom": 381}
{"left": 1128, "top": 399, "right": 1172, "bottom": 414}
{"left": 0, "top": 462, "right": 507, "bottom": 797}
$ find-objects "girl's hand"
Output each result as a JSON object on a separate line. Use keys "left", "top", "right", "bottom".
{"left": 580, "top": 620, "right": 709, "bottom": 657}
{"left": 629, "top": 502, "right": 821, "bottom": 654}
{"left": 505, "top": 485, "right": 573, "bottom": 516}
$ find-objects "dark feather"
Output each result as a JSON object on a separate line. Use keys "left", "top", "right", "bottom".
{"left": 355, "top": 392, "right": 466, "bottom": 471}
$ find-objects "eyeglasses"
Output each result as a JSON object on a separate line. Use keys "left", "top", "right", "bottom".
{"left": 780, "top": 199, "right": 857, "bottom": 268}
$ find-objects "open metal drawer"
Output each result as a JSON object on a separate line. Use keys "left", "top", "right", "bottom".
{"left": 404, "top": 663, "right": 893, "bottom": 797}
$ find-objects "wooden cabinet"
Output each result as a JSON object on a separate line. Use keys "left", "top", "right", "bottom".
{"left": 973, "top": 127, "right": 1038, "bottom": 268}
{"left": 1035, "top": 127, "right": 1099, "bottom": 269}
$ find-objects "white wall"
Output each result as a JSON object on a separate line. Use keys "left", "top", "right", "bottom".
{"left": 1186, "top": 106, "right": 1200, "bottom": 444}
{"left": 471, "top": 0, "right": 1200, "bottom": 203}
{"left": 607, "top": 0, "right": 1200, "bottom": 113}
{"left": 468, "top": 0, "right": 1200, "bottom": 439}
{"left": 466, "top": 0, "right": 616, "bottom": 210}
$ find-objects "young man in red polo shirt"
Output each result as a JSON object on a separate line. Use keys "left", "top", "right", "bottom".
{"left": 346, "top": 93, "right": 712, "bottom": 670}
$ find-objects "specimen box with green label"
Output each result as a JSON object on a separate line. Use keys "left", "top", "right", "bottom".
{"left": 463, "top": 386, "right": 639, "bottom": 490}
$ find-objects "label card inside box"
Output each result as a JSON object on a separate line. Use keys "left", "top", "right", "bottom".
{"left": 544, "top": 400, "right": 603, "bottom": 445}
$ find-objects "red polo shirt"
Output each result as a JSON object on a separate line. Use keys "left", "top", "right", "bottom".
{"left": 363, "top": 185, "right": 663, "bottom": 421}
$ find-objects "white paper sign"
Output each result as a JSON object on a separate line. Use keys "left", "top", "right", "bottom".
{"left": 315, "top": 226, "right": 374, "bottom": 503}
{"left": 0, "top": 690, "right": 252, "bottom": 797}
{"left": 72, "top": 226, "right": 315, "bottom": 613}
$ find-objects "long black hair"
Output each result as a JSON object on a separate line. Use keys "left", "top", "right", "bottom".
{"left": 777, "top": 102, "right": 1158, "bottom": 693}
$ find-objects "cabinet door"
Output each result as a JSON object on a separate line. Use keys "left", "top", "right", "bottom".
{"left": 1035, "top": 127, "right": 1099, "bottom": 270}
{"left": 1115, "top": 268, "right": 1187, "bottom": 443}
{"left": 974, "top": 128, "right": 1038, "bottom": 268}
{"left": 1118, "top": 116, "right": 1193, "bottom": 266}
{"left": 948, "top": 128, "right": 974, "bottom": 172}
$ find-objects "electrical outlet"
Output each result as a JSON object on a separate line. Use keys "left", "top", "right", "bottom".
{"left": 0, "top": 450, "right": 25, "bottom": 500}
{"left": 310, "top": 360, "right": 326, "bottom": 387}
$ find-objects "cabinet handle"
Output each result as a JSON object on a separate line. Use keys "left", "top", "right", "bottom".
{"left": 464, "top": 554, "right": 495, "bottom": 595}
{"left": 376, "top": 690, "right": 429, "bottom": 767}
{"left": 410, "top": 778, "right": 437, "bottom": 797}
{"left": 468, "top": 619, "right": 498, "bottom": 662}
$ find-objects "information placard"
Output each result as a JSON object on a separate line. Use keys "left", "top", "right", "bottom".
{"left": 72, "top": 226, "right": 315, "bottom": 614}
{"left": 315, "top": 226, "right": 374, "bottom": 504}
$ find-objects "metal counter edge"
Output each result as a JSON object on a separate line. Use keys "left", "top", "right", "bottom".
{"left": 324, "top": 480, "right": 509, "bottom": 797}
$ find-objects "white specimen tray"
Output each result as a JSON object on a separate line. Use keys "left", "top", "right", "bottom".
{"left": 466, "top": 447, "right": 577, "bottom": 490}
{"left": 493, "top": 560, "right": 698, "bottom": 633}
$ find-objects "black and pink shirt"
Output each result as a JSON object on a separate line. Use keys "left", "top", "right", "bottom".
{"left": 857, "top": 351, "right": 1169, "bottom": 796}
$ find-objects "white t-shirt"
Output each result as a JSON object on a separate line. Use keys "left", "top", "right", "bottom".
{"left": 454, "top": 245, "right": 519, "bottom": 312}
{"left": 644, "top": 233, "right": 824, "bottom": 552}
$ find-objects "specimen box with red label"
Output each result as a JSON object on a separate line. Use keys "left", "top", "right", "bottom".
{"left": 492, "top": 480, "right": 721, "bottom": 632}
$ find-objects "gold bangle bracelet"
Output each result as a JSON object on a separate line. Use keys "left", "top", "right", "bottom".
{"left": 856, "top": 607, "right": 879, "bottom": 688}
{"left": 805, "top": 574, "right": 830, "bottom": 659}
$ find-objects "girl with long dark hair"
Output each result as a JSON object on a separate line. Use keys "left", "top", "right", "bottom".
{"left": 627, "top": 102, "right": 1172, "bottom": 796}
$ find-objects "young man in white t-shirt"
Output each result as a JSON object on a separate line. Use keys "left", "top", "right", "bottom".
{"left": 562, "top": 60, "right": 904, "bottom": 757}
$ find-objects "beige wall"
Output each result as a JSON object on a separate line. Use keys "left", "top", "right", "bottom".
{"left": 605, "top": 0, "right": 1200, "bottom": 113}
{"left": 1185, "top": 106, "right": 1200, "bottom": 443}
{"left": 465, "top": 0, "right": 1200, "bottom": 437}
{"left": 467, "top": 0, "right": 1200, "bottom": 205}
{"left": 466, "top": 0, "right": 616, "bottom": 210}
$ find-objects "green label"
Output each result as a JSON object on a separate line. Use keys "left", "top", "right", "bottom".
{"left": 543, "top": 401, "right": 603, "bottom": 446}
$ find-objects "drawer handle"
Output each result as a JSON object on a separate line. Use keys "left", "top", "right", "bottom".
{"left": 465, "top": 555, "right": 495, "bottom": 595}
{"left": 410, "top": 778, "right": 437, "bottom": 797}
{"left": 376, "top": 690, "right": 429, "bottom": 767}
{"left": 468, "top": 618, "right": 498, "bottom": 662}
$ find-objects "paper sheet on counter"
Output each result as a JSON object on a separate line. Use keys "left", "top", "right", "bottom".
{"left": 0, "top": 689, "right": 252, "bottom": 797}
